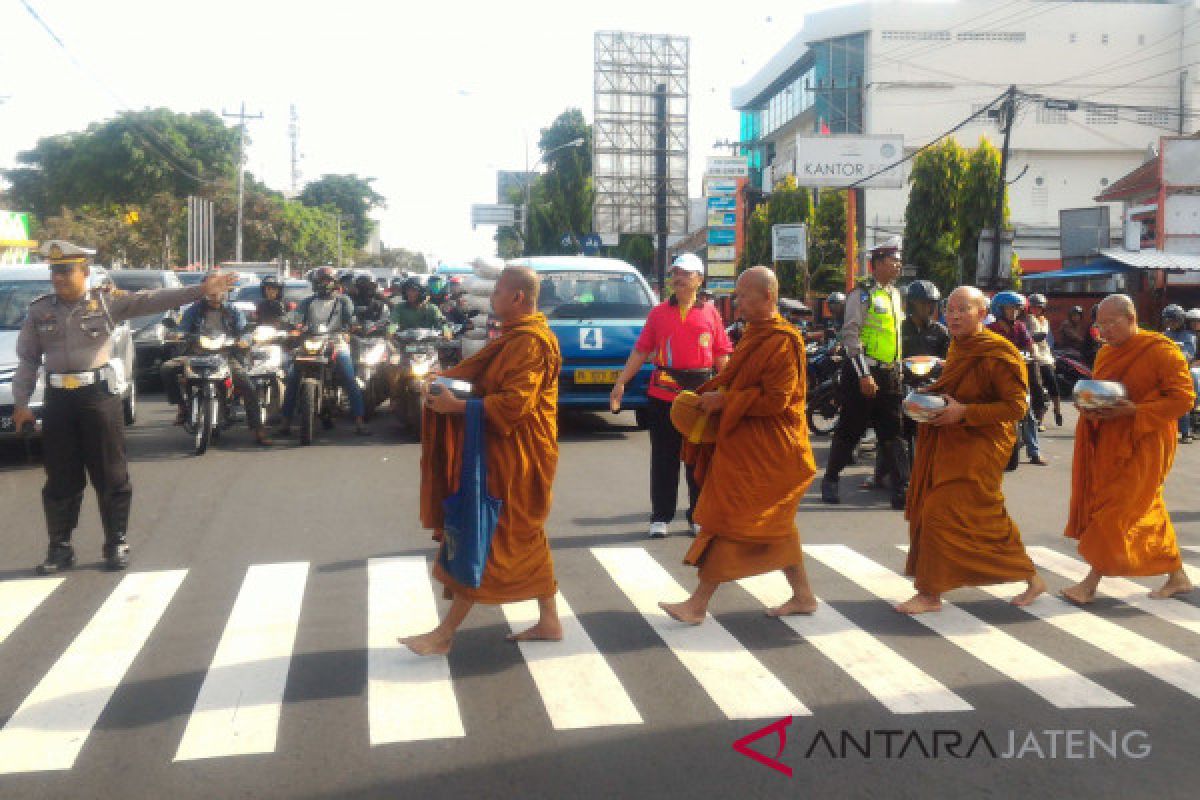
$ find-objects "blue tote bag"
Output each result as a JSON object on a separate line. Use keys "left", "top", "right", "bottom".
{"left": 438, "top": 398, "right": 502, "bottom": 588}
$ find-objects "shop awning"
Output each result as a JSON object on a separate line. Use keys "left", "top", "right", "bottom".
{"left": 1022, "top": 264, "right": 1131, "bottom": 281}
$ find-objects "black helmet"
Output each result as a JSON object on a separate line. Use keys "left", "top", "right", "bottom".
{"left": 905, "top": 280, "right": 941, "bottom": 304}
{"left": 1070, "top": 305, "right": 1084, "bottom": 316}
{"left": 355, "top": 273, "right": 377, "bottom": 293}
{"left": 827, "top": 292, "right": 846, "bottom": 306}
{"left": 311, "top": 266, "right": 338, "bottom": 296}
{"left": 400, "top": 276, "right": 427, "bottom": 302}
{"left": 1027, "top": 293, "right": 1047, "bottom": 308}
{"left": 261, "top": 274, "right": 283, "bottom": 292}
{"left": 1162, "top": 304, "right": 1185, "bottom": 322}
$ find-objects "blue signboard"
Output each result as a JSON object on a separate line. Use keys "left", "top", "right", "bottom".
{"left": 707, "top": 228, "right": 736, "bottom": 246}
{"left": 582, "top": 233, "right": 602, "bottom": 255}
{"left": 707, "top": 196, "right": 736, "bottom": 211}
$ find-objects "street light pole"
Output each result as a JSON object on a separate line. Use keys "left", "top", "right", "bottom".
{"left": 522, "top": 137, "right": 586, "bottom": 256}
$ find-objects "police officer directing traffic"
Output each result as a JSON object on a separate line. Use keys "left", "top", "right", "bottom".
{"left": 12, "top": 241, "right": 236, "bottom": 574}
{"left": 820, "top": 236, "right": 908, "bottom": 509}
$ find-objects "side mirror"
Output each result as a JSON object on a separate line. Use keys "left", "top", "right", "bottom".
{"left": 162, "top": 316, "right": 177, "bottom": 330}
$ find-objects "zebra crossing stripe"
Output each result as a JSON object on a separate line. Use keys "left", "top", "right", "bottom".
{"left": 736, "top": 572, "right": 972, "bottom": 714}
{"left": 0, "top": 570, "right": 188, "bottom": 774}
{"left": 806, "top": 545, "right": 1130, "bottom": 709}
{"left": 975, "top": 580, "right": 1200, "bottom": 700}
{"left": 502, "top": 592, "right": 642, "bottom": 730}
{"left": 1028, "top": 546, "right": 1200, "bottom": 639}
{"left": 367, "top": 557, "right": 464, "bottom": 745}
{"left": 0, "top": 577, "right": 64, "bottom": 647}
{"left": 591, "top": 547, "right": 809, "bottom": 720}
{"left": 174, "top": 562, "right": 309, "bottom": 761}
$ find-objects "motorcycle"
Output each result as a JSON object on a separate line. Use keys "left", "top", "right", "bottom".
{"left": 353, "top": 320, "right": 392, "bottom": 419}
{"left": 247, "top": 325, "right": 287, "bottom": 418}
{"left": 292, "top": 324, "right": 350, "bottom": 446}
{"left": 1053, "top": 348, "right": 1092, "bottom": 397}
{"left": 389, "top": 327, "right": 443, "bottom": 437}
{"left": 178, "top": 333, "right": 238, "bottom": 456}
{"left": 805, "top": 340, "right": 843, "bottom": 435}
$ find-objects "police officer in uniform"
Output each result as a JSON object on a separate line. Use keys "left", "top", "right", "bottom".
{"left": 12, "top": 241, "right": 236, "bottom": 574}
{"left": 820, "top": 236, "right": 907, "bottom": 509}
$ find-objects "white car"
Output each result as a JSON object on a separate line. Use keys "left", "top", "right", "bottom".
{"left": 0, "top": 265, "right": 138, "bottom": 439}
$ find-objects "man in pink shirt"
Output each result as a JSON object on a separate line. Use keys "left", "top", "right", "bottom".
{"left": 611, "top": 254, "right": 733, "bottom": 538}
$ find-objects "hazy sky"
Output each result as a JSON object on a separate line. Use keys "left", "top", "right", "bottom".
{"left": 0, "top": 0, "right": 867, "bottom": 263}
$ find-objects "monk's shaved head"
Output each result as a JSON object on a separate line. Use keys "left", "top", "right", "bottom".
{"left": 498, "top": 266, "right": 539, "bottom": 307}
{"left": 945, "top": 285, "right": 988, "bottom": 339}
{"left": 491, "top": 264, "right": 539, "bottom": 322}
{"left": 1096, "top": 293, "right": 1138, "bottom": 346}
{"left": 739, "top": 266, "right": 779, "bottom": 302}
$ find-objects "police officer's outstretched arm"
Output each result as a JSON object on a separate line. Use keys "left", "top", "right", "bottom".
{"left": 106, "top": 270, "right": 238, "bottom": 322}
{"left": 11, "top": 312, "right": 42, "bottom": 431}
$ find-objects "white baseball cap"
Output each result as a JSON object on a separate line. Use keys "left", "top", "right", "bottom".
{"left": 670, "top": 253, "right": 705, "bottom": 275}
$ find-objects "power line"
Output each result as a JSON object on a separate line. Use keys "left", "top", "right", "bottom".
{"left": 1030, "top": 17, "right": 1200, "bottom": 92}
{"left": 875, "top": 0, "right": 1029, "bottom": 63}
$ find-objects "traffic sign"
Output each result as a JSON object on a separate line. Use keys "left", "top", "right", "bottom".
{"left": 772, "top": 224, "right": 807, "bottom": 262}
{"left": 471, "top": 204, "right": 517, "bottom": 227}
{"left": 582, "top": 234, "right": 603, "bottom": 255}
{"left": 708, "top": 228, "right": 735, "bottom": 246}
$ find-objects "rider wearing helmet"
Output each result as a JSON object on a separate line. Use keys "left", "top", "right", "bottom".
{"left": 822, "top": 291, "right": 847, "bottom": 342}
{"left": 390, "top": 276, "right": 449, "bottom": 333}
{"left": 901, "top": 280, "right": 949, "bottom": 359}
{"left": 352, "top": 273, "right": 388, "bottom": 324}
{"left": 337, "top": 269, "right": 356, "bottom": 295}
{"left": 277, "top": 266, "right": 371, "bottom": 436}
{"left": 1024, "top": 293, "right": 1063, "bottom": 428}
{"left": 1057, "top": 304, "right": 1087, "bottom": 355}
{"left": 987, "top": 291, "right": 1046, "bottom": 466}
{"left": 256, "top": 274, "right": 289, "bottom": 328}
{"left": 1162, "top": 304, "right": 1197, "bottom": 443}
{"left": 426, "top": 275, "right": 450, "bottom": 310}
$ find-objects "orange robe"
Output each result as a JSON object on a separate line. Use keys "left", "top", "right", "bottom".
{"left": 420, "top": 313, "right": 561, "bottom": 604}
{"left": 682, "top": 316, "right": 817, "bottom": 583}
{"left": 905, "top": 329, "right": 1036, "bottom": 595}
{"left": 1065, "top": 330, "right": 1194, "bottom": 576}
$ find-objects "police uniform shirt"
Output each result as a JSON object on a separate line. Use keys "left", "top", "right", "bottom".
{"left": 901, "top": 317, "right": 950, "bottom": 360}
{"left": 13, "top": 285, "right": 204, "bottom": 407}
{"left": 839, "top": 280, "right": 904, "bottom": 377}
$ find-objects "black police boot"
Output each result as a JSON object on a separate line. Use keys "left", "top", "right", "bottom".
{"left": 821, "top": 477, "right": 840, "bottom": 504}
{"left": 103, "top": 535, "right": 131, "bottom": 571}
{"left": 37, "top": 538, "right": 76, "bottom": 576}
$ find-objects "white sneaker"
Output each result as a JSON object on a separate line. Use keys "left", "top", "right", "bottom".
{"left": 648, "top": 522, "right": 669, "bottom": 539}
{"left": 688, "top": 522, "right": 700, "bottom": 537}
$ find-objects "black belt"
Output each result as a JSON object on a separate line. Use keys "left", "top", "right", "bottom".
{"left": 661, "top": 368, "right": 713, "bottom": 391}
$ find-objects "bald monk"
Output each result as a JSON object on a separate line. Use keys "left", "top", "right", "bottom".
{"left": 659, "top": 267, "right": 819, "bottom": 624}
{"left": 401, "top": 266, "right": 563, "bottom": 655}
{"left": 1062, "top": 294, "right": 1196, "bottom": 604}
{"left": 897, "top": 286, "right": 1046, "bottom": 614}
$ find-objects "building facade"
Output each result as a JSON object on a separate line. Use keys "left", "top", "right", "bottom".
{"left": 732, "top": 0, "right": 1199, "bottom": 269}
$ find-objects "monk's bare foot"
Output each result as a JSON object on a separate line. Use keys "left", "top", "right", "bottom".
{"left": 766, "top": 595, "right": 818, "bottom": 616}
{"left": 398, "top": 630, "right": 453, "bottom": 656}
{"left": 1059, "top": 583, "right": 1096, "bottom": 605}
{"left": 894, "top": 593, "right": 942, "bottom": 614}
{"left": 506, "top": 620, "right": 564, "bottom": 642}
{"left": 1011, "top": 574, "right": 1047, "bottom": 607}
{"left": 1150, "top": 573, "right": 1194, "bottom": 600}
{"left": 659, "top": 600, "right": 707, "bottom": 625}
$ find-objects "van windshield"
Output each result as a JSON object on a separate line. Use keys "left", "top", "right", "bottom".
{"left": 537, "top": 270, "right": 652, "bottom": 320}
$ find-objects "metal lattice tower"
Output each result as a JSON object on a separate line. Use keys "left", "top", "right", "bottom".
{"left": 289, "top": 104, "right": 302, "bottom": 196}
{"left": 592, "top": 32, "right": 690, "bottom": 236}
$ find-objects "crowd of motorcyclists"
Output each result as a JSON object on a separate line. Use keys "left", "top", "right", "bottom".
{"left": 158, "top": 266, "right": 481, "bottom": 451}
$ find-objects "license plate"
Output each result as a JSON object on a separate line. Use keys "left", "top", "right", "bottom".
{"left": 574, "top": 369, "right": 620, "bottom": 385}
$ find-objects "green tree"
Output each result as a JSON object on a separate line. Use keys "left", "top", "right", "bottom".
{"left": 739, "top": 203, "right": 770, "bottom": 272}
{"left": 4, "top": 109, "right": 239, "bottom": 218}
{"left": 903, "top": 138, "right": 967, "bottom": 290}
{"left": 298, "top": 174, "right": 386, "bottom": 250}
{"left": 525, "top": 109, "right": 593, "bottom": 256}
{"left": 958, "top": 137, "right": 1010, "bottom": 286}
{"left": 764, "top": 176, "right": 813, "bottom": 297}
{"left": 809, "top": 189, "right": 847, "bottom": 293}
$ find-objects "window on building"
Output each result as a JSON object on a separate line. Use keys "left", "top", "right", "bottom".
{"left": 812, "top": 33, "right": 866, "bottom": 134}
{"left": 1136, "top": 107, "right": 1171, "bottom": 127}
{"left": 1069, "top": 33, "right": 1078, "bottom": 44}
{"left": 956, "top": 31, "right": 1027, "bottom": 43}
{"left": 1101, "top": 33, "right": 1110, "bottom": 45}
{"left": 1138, "top": 34, "right": 1146, "bottom": 45}
{"left": 1036, "top": 106, "right": 1068, "bottom": 124}
{"left": 881, "top": 30, "right": 951, "bottom": 41}
{"left": 1085, "top": 104, "right": 1119, "bottom": 125}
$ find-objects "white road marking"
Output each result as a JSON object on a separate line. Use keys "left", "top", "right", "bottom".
{"left": 592, "top": 547, "right": 809, "bottom": 719}
{"left": 0, "top": 570, "right": 187, "bottom": 773}
{"left": 0, "top": 577, "right": 64, "bottom": 646}
{"left": 174, "top": 562, "right": 309, "bottom": 761}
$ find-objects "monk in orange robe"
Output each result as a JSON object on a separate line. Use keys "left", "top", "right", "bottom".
{"left": 897, "top": 286, "right": 1046, "bottom": 614}
{"left": 659, "top": 267, "right": 820, "bottom": 624}
{"left": 1062, "top": 293, "right": 1195, "bottom": 604}
{"left": 401, "top": 266, "right": 563, "bottom": 655}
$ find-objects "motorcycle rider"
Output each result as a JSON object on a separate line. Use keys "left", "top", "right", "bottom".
{"left": 444, "top": 289, "right": 476, "bottom": 332}
{"left": 352, "top": 274, "right": 389, "bottom": 325}
{"left": 900, "top": 280, "right": 949, "bottom": 360}
{"left": 1161, "top": 304, "right": 1197, "bottom": 443}
{"left": 277, "top": 266, "right": 371, "bottom": 436}
{"left": 823, "top": 291, "right": 846, "bottom": 343}
{"left": 820, "top": 237, "right": 908, "bottom": 510}
{"left": 987, "top": 291, "right": 1047, "bottom": 466}
{"left": 391, "top": 276, "right": 450, "bottom": 333}
{"left": 256, "top": 275, "right": 290, "bottom": 328}
{"left": 1026, "top": 293, "right": 1063, "bottom": 429}
{"left": 163, "top": 285, "right": 272, "bottom": 445}
{"left": 1057, "top": 305, "right": 1087, "bottom": 356}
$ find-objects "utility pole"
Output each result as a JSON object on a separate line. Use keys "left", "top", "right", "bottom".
{"left": 989, "top": 86, "right": 1017, "bottom": 290}
{"left": 289, "top": 104, "right": 302, "bottom": 196}
{"left": 222, "top": 102, "right": 263, "bottom": 262}
{"left": 335, "top": 211, "right": 343, "bottom": 268}
{"left": 654, "top": 82, "right": 668, "bottom": 295}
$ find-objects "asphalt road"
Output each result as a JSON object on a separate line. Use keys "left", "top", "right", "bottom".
{"left": 0, "top": 394, "right": 1198, "bottom": 799}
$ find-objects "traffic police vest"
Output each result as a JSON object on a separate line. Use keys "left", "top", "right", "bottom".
{"left": 859, "top": 282, "right": 902, "bottom": 363}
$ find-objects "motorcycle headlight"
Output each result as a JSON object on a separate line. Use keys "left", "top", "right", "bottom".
{"left": 409, "top": 360, "right": 431, "bottom": 377}
{"left": 199, "top": 335, "right": 224, "bottom": 351}
{"left": 362, "top": 342, "right": 386, "bottom": 366}
{"left": 303, "top": 339, "right": 323, "bottom": 353}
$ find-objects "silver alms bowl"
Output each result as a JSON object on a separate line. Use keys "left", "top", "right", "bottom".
{"left": 430, "top": 377, "right": 474, "bottom": 399}
{"left": 1072, "top": 380, "right": 1127, "bottom": 410}
{"left": 903, "top": 391, "right": 948, "bottom": 423}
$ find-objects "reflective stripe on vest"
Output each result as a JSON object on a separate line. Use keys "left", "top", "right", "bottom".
{"left": 860, "top": 286, "right": 902, "bottom": 363}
